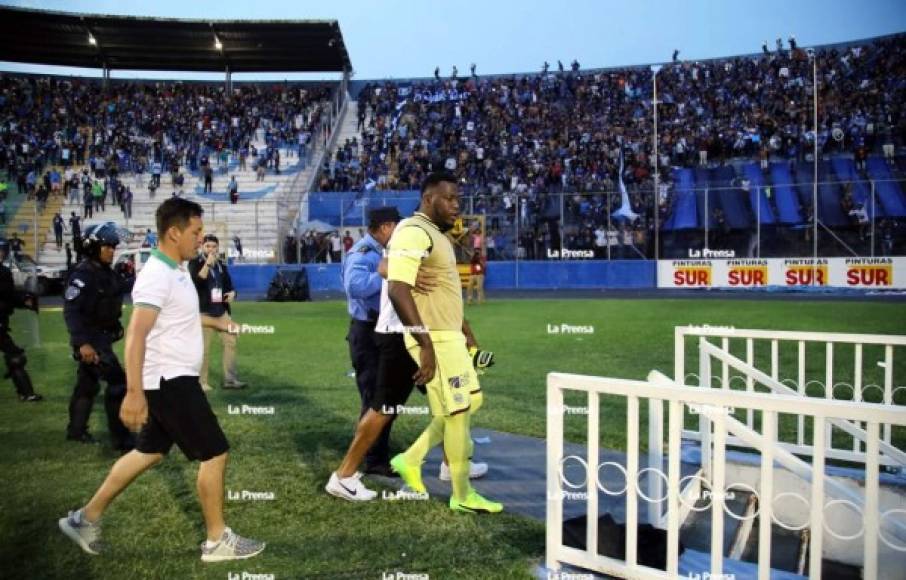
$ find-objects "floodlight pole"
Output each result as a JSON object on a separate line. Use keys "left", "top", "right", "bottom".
{"left": 651, "top": 65, "right": 662, "bottom": 261}
{"left": 812, "top": 55, "right": 818, "bottom": 268}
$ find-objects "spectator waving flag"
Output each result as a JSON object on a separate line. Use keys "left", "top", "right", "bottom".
{"left": 611, "top": 151, "right": 640, "bottom": 223}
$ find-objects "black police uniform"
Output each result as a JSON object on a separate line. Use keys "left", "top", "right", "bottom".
{"left": 63, "top": 257, "right": 132, "bottom": 449}
{"left": 0, "top": 260, "right": 40, "bottom": 401}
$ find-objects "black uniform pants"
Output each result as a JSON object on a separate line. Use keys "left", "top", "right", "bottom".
{"left": 67, "top": 344, "right": 132, "bottom": 449}
{"left": 347, "top": 319, "right": 393, "bottom": 467}
{"left": 0, "top": 329, "right": 36, "bottom": 398}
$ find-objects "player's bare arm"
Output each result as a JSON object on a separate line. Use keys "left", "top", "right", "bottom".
{"left": 462, "top": 318, "right": 478, "bottom": 350}
{"left": 388, "top": 280, "right": 435, "bottom": 384}
{"left": 121, "top": 305, "right": 158, "bottom": 431}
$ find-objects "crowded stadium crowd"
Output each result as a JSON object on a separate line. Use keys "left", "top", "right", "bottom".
{"left": 316, "top": 35, "right": 905, "bottom": 258}
{"left": 0, "top": 36, "right": 904, "bottom": 263}
{"left": 0, "top": 78, "right": 334, "bottom": 194}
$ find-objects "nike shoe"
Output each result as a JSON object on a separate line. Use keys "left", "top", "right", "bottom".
{"left": 58, "top": 509, "right": 102, "bottom": 555}
{"left": 325, "top": 471, "right": 377, "bottom": 502}
{"left": 450, "top": 489, "right": 503, "bottom": 514}
{"left": 200, "top": 527, "right": 265, "bottom": 562}
{"left": 390, "top": 454, "right": 426, "bottom": 494}
{"left": 19, "top": 393, "right": 43, "bottom": 402}
{"left": 439, "top": 460, "right": 488, "bottom": 481}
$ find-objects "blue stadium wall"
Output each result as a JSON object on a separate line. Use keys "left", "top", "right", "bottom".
{"left": 229, "top": 260, "right": 656, "bottom": 294}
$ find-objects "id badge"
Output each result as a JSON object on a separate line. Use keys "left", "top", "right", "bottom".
{"left": 211, "top": 287, "right": 223, "bottom": 303}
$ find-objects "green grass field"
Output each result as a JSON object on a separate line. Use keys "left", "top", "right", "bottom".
{"left": 0, "top": 297, "right": 904, "bottom": 579}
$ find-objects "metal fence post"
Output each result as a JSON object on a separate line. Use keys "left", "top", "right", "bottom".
{"left": 870, "top": 180, "right": 875, "bottom": 257}
{"left": 32, "top": 199, "right": 38, "bottom": 263}
{"left": 514, "top": 193, "right": 520, "bottom": 288}
{"left": 559, "top": 191, "right": 564, "bottom": 257}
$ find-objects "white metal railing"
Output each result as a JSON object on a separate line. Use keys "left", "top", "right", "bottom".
{"left": 546, "top": 371, "right": 906, "bottom": 579}
{"left": 673, "top": 326, "right": 906, "bottom": 467}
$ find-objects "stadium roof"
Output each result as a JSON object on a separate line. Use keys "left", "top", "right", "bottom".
{"left": 0, "top": 6, "right": 351, "bottom": 73}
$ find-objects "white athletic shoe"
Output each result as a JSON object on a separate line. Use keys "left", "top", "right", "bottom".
{"left": 325, "top": 471, "right": 378, "bottom": 501}
{"left": 439, "top": 461, "right": 488, "bottom": 481}
{"left": 58, "top": 509, "right": 102, "bottom": 555}
{"left": 200, "top": 527, "right": 265, "bottom": 562}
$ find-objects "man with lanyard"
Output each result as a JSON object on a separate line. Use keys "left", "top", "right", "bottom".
{"left": 188, "top": 234, "right": 245, "bottom": 391}
{"left": 59, "top": 197, "right": 264, "bottom": 562}
{"left": 342, "top": 207, "right": 403, "bottom": 476}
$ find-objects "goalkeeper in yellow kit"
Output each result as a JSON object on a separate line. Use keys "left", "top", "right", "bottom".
{"left": 387, "top": 171, "right": 502, "bottom": 513}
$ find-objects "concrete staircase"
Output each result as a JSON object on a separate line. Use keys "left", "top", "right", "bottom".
{"left": 35, "top": 142, "right": 319, "bottom": 269}
{"left": 3, "top": 167, "right": 68, "bottom": 260}
{"left": 297, "top": 99, "right": 356, "bottom": 225}
{"left": 331, "top": 100, "right": 360, "bottom": 156}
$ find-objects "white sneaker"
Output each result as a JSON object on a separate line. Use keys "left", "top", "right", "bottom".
{"left": 439, "top": 461, "right": 488, "bottom": 481}
{"left": 325, "top": 471, "right": 378, "bottom": 501}
{"left": 58, "top": 509, "right": 102, "bottom": 555}
{"left": 200, "top": 527, "right": 265, "bottom": 562}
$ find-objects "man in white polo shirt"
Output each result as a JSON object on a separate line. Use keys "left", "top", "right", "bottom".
{"left": 58, "top": 197, "right": 265, "bottom": 562}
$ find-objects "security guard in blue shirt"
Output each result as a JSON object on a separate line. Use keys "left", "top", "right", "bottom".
{"left": 63, "top": 223, "right": 133, "bottom": 451}
{"left": 343, "top": 206, "right": 402, "bottom": 475}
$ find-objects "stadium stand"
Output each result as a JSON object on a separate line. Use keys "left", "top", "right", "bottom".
{"left": 306, "top": 33, "right": 904, "bottom": 259}
{"left": 0, "top": 78, "right": 336, "bottom": 267}
{"left": 1, "top": 25, "right": 903, "bottom": 264}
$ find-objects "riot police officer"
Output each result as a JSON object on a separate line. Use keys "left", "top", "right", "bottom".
{"left": 342, "top": 206, "right": 402, "bottom": 476}
{"left": 0, "top": 239, "right": 42, "bottom": 402}
{"left": 63, "top": 223, "right": 132, "bottom": 450}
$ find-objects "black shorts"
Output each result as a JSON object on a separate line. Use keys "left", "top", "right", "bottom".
{"left": 371, "top": 332, "right": 419, "bottom": 413}
{"left": 135, "top": 376, "right": 230, "bottom": 461}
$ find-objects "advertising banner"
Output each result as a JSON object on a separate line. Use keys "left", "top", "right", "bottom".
{"left": 657, "top": 257, "right": 905, "bottom": 289}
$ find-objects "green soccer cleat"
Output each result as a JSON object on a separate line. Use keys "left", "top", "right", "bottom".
{"left": 390, "top": 454, "right": 427, "bottom": 494}
{"left": 449, "top": 489, "right": 503, "bottom": 514}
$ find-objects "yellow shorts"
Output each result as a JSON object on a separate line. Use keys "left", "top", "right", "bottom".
{"left": 405, "top": 334, "right": 481, "bottom": 417}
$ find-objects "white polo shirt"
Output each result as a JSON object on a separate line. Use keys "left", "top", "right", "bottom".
{"left": 131, "top": 249, "right": 204, "bottom": 390}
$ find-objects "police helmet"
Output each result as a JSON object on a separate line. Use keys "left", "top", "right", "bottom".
{"left": 82, "top": 223, "right": 120, "bottom": 255}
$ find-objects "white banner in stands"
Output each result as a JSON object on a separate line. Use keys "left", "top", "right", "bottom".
{"left": 657, "top": 257, "right": 906, "bottom": 289}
